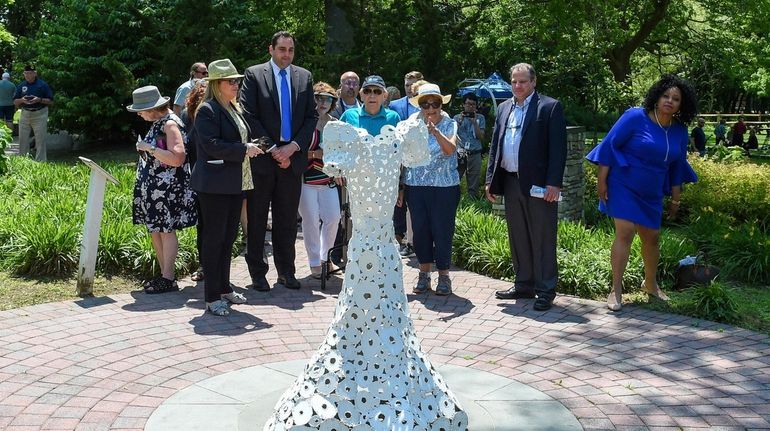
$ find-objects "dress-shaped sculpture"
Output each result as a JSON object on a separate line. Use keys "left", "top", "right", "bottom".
{"left": 263, "top": 120, "right": 468, "bottom": 431}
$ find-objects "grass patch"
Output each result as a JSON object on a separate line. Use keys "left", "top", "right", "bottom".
{"left": 0, "top": 271, "right": 140, "bottom": 311}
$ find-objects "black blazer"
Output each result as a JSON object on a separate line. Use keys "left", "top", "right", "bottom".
{"left": 190, "top": 99, "right": 250, "bottom": 195}
{"left": 239, "top": 61, "right": 318, "bottom": 176}
{"left": 486, "top": 92, "right": 567, "bottom": 196}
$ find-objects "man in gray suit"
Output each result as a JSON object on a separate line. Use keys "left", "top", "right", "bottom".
{"left": 240, "top": 30, "right": 317, "bottom": 291}
{"left": 485, "top": 63, "right": 567, "bottom": 311}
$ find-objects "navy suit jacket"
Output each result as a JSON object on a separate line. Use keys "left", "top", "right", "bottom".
{"left": 190, "top": 99, "right": 250, "bottom": 195}
{"left": 486, "top": 92, "right": 567, "bottom": 196}
{"left": 239, "top": 61, "right": 317, "bottom": 176}
{"left": 388, "top": 96, "right": 419, "bottom": 121}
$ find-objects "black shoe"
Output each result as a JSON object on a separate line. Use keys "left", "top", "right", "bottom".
{"left": 248, "top": 276, "right": 270, "bottom": 292}
{"left": 533, "top": 296, "right": 553, "bottom": 311}
{"left": 278, "top": 274, "right": 301, "bottom": 290}
{"left": 495, "top": 286, "right": 535, "bottom": 299}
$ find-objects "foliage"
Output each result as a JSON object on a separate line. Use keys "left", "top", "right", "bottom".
{"left": 0, "top": 123, "right": 10, "bottom": 175}
{"left": 0, "top": 156, "right": 198, "bottom": 278}
{"left": 682, "top": 281, "right": 740, "bottom": 324}
{"left": 686, "top": 156, "right": 770, "bottom": 224}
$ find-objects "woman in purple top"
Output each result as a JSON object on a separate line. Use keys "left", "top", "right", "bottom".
{"left": 586, "top": 74, "right": 698, "bottom": 312}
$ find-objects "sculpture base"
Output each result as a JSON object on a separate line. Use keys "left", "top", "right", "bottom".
{"left": 146, "top": 360, "right": 582, "bottom": 431}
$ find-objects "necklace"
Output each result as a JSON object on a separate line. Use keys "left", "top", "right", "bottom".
{"left": 653, "top": 108, "right": 670, "bottom": 162}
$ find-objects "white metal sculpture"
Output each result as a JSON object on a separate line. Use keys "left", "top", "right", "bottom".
{"left": 263, "top": 119, "right": 468, "bottom": 431}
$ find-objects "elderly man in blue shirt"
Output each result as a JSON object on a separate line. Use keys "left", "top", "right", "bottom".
{"left": 339, "top": 75, "right": 399, "bottom": 135}
{"left": 13, "top": 65, "right": 54, "bottom": 162}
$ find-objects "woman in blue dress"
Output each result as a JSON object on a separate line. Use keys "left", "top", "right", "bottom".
{"left": 586, "top": 74, "right": 698, "bottom": 311}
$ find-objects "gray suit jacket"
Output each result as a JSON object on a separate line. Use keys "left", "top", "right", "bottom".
{"left": 486, "top": 92, "right": 567, "bottom": 196}
{"left": 239, "top": 61, "right": 317, "bottom": 176}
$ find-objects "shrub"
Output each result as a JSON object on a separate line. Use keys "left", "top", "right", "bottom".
{"left": 0, "top": 124, "right": 10, "bottom": 175}
{"left": 686, "top": 157, "right": 770, "bottom": 225}
{"left": 0, "top": 157, "right": 198, "bottom": 278}
{"left": 681, "top": 281, "right": 740, "bottom": 324}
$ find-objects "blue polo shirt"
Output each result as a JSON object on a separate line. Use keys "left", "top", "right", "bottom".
{"left": 14, "top": 78, "right": 54, "bottom": 110}
{"left": 339, "top": 106, "right": 400, "bottom": 137}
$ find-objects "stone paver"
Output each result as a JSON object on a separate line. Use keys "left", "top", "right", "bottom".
{"left": 0, "top": 235, "right": 769, "bottom": 430}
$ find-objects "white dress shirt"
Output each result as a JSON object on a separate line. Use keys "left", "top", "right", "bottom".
{"left": 500, "top": 91, "right": 535, "bottom": 173}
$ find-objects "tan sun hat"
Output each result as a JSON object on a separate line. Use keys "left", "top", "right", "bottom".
{"left": 204, "top": 58, "right": 244, "bottom": 81}
{"left": 126, "top": 85, "right": 170, "bottom": 112}
{"left": 409, "top": 83, "right": 452, "bottom": 106}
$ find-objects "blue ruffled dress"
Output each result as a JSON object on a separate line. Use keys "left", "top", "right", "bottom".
{"left": 585, "top": 107, "right": 697, "bottom": 229}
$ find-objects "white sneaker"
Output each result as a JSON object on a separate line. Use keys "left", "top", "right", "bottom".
{"left": 221, "top": 291, "right": 247, "bottom": 304}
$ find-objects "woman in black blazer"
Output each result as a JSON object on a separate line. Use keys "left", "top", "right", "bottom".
{"left": 192, "top": 59, "right": 263, "bottom": 316}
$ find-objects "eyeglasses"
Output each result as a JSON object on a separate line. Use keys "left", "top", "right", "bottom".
{"left": 362, "top": 88, "right": 383, "bottom": 95}
{"left": 314, "top": 95, "right": 333, "bottom": 104}
{"left": 196, "top": 70, "right": 209, "bottom": 76}
{"left": 342, "top": 79, "right": 359, "bottom": 87}
{"left": 419, "top": 100, "right": 442, "bottom": 109}
{"left": 226, "top": 78, "right": 241, "bottom": 86}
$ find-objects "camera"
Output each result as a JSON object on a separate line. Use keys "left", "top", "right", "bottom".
{"left": 23, "top": 95, "right": 35, "bottom": 101}
{"left": 462, "top": 112, "right": 475, "bottom": 118}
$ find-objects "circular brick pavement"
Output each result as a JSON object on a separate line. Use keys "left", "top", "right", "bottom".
{"left": 0, "top": 249, "right": 769, "bottom": 430}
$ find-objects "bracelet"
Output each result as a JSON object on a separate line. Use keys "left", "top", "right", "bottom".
{"left": 149, "top": 146, "right": 157, "bottom": 156}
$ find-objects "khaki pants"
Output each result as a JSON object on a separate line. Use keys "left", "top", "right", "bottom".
{"left": 18, "top": 107, "right": 48, "bottom": 162}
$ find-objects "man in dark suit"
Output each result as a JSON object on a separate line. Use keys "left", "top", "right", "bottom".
{"left": 239, "top": 30, "right": 317, "bottom": 291}
{"left": 485, "top": 63, "right": 567, "bottom": 311}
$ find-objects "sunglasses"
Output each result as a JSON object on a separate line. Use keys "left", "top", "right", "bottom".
{"left": 225, "top": 78, "right": 241, "bottom": 86}
{"left": 315, "top": 95, "right": 333, "bottom": 104}
{"left": 362, "top": 88, "right": 383, "bottom": 96}
{"left": 419, "top": 100, "right": 442, "bottom": 109}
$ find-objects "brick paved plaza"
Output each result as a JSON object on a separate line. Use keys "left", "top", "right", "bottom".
{"left": 0, "top": 236, "right": 769, "bottom": 430}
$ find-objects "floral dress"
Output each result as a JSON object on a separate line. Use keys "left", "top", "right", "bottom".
{"left": 132, "top": 113, "right": 197, "bottom": 232}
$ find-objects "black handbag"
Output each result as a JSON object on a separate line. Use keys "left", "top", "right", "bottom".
{"left": 674, "top": 262, "right": 720, "bottom": 290}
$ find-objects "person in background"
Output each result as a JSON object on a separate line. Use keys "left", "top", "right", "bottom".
{"left": 330, "top": 71, "right": 361, "bottom": 119}
{"left": 192, "top": 59, "right": 262, "bottom": 316}
{"left": 299, "top": 82, "right": 342, "bottom": 278}
{"left": 180, "top": 80, "right": 208, "bottom": 282}
{"left": 404, "top": 83, "right": 460, "bottom": 296}
{"left": 486, "top": 63, "right": 567, "bottom": 312}
{"left": 126, "top": 85, "right": 197, "bottom": 294}
{"left": 586, "top": 74, "right": 698, "bottom": 312}
{"left": 731, "top": 115, "right": 746, "bottom": 147}
{"left": 0, "top": 72, "right": 15, "bottom": 131}
{"left": 385, "top": 86, "right": 400, "bottom": 108}
{"left": 173, "top": 62, "right": 208, "bottom": 115}
{"left": 390, "top": 73, "right": 425, "bottom": 258}
{"left": 453, "top": 93, "right": 486, "bottom": 199}
{"left": 691, "top": 117, "right": 706, "bottom": 157}
{"left": 745, "top": 126, "right": 759, "bottom": 155}
{"left": 714, "top": 119, "right": 727, "bottom": 146}
{"left": 13, "top": 65, "right": 53, "bottom": 161}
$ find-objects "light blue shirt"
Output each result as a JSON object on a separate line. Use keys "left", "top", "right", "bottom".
{"left": 405, "top": 113, "right": 460, "bottom": 187}
{"left": 339, "top": 106, "right": 400, "bottom": 137}
{"left": 500, "top": 92, "right": 534, "bottom": 173}
{"left": 270, "top": 60, "right": 292, "bottom": 141}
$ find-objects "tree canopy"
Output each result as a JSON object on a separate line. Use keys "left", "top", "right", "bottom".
{"left": 1, "top": 0, "right": 768, "bottom": 143}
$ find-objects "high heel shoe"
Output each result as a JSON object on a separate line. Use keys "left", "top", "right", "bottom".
{"left": 607, "top": 291, "right": 622, "bottom": 311}
{"left": 641, "top": 281, "right": 670, "bottom": 301}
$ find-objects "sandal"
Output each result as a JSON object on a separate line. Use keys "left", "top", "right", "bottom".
{"left": 144, "top": 277, "right": 179, "bottom": 294}
{"left": 191, "top": 268, "right": 204, "bottom": 281}
{"left": 641, "top": 281, "right": 669, "bottom": 301}
{"left": 207, "top": 300, "right": 230, "bottom": 316}
{"left": 143, "top": 276, "right": 162, "bottom": 289}
{"left": 607, "top": 291, "right": 622, "bottom": 311}
{"left": 221, "top": 291, "right": 247, "bottom": 304}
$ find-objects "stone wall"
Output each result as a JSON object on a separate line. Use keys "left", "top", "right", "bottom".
{"left": 491, "top": 126, "right": 585, "bottom": 221}
{"left": 558, "top": 126, "right": 585, "bottom": 221}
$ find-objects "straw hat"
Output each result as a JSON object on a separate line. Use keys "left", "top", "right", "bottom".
{"left": 409, "top": 83, "right": 451, "bottom": 106}
{"left": 204, "top": 58, "right": 244, "bottom": 81}
{"left": 126, "top": 85, "right": 169, "bottom": 112}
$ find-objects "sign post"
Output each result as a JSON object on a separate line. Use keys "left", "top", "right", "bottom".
{"left": 77, "top": 157, "right": 119, "bottom": 296}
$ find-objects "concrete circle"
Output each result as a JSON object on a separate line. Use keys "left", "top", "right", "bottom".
{"left": 146, "top": 360, "right": 582, "bottom": 431}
